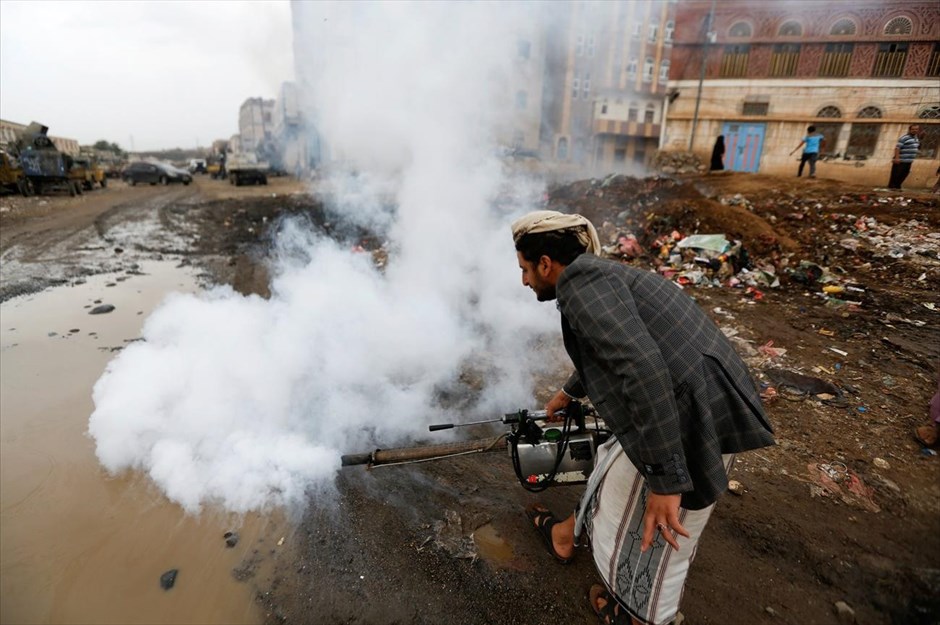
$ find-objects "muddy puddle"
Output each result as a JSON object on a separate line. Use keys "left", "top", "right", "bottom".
{"left": 0, "top": 262, "right": 284, "bottom": 625}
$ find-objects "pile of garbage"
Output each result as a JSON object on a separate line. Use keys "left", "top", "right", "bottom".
{"left": 652, "top": 151, "right": 707, "bottom": 175}
{"left": 839, "top": 217, "right": 940, "bottom": 263}
{"left": 600, "top": 228, "right": 779, "bottom": 297}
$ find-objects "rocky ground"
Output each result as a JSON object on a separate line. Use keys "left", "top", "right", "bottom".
{"left": 1, "top": 171, "right": 937, "bottom": 625}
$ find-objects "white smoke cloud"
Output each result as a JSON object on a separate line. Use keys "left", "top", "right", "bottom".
{"left": 89, "top": 1, "right": 563, "bottom": 514}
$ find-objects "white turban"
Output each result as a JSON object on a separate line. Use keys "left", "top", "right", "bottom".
{"left": 511, "top": 210, "right": 601, "bottom": 256}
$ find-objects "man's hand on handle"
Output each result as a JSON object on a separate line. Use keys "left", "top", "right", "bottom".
{"left": 545, "top": 389, "right": 571, "bottom": 422}
{"left": 641, "top": 492, "right": 689, "bottom": 552}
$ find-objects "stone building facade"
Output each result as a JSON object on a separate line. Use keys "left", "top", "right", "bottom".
{"left": 664, "top": 0, "right": 940, "bottom": 186}
{"left": 537, "top": 0, "right": 678, "bottom": 174}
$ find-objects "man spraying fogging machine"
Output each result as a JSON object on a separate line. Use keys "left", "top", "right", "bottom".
{"left": 343, "top": 210, "right": 774, "bottom": 625}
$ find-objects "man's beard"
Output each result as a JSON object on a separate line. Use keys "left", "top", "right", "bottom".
{"left": 536, "top": 285, "right": 557, "bottom": 301}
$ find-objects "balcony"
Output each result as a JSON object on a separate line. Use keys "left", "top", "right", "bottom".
{"left": 593, "top": 120, "right": 661, "bottom": 138}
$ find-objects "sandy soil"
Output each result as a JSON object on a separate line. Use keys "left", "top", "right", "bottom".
{"left": 1, "top": 171, "right": 937, "bottom": 625}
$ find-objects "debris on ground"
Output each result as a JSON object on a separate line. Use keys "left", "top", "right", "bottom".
{"left": 159, "top": 568, "right": 178, "bottom": 590}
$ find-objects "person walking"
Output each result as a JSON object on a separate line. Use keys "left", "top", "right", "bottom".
{"left": 888, "top": 125, "right": 921, "bottom": 190}
{"left": 709, "top": 135, "right": 725, "bottom": 172}
{"left": 789, "top": 125, "right": 824, "bottom": 178}
{"left": 511, "top": 211, "right": 775, "bottom": 625}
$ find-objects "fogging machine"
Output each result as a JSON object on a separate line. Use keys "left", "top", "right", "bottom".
{"left": 340, "top": 401, "right": 610, "bottom": 491}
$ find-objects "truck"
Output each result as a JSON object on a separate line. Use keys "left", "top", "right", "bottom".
{"left": 14, "top": 122, "right": 83, "bottom": 196}
{"left": 226, "top": 152, "right": 269, "bottom": 186}
{"left": 0, "top": 149, "right": 33, "bottom": 196}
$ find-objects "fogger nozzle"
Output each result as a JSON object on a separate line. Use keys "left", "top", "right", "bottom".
{"left": 428, "top": 408, "right": 563, "bottom": 432}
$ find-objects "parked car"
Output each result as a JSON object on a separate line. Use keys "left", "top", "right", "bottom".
{"left": 122, "top": 161, "right": 192, "bottom": 186}
{"left": 188, "top": 158, "right": 207, "bottom": 174}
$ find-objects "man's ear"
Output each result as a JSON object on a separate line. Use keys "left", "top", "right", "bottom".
{"left": 537, "top": 255, "right": 553, "bottom": 276}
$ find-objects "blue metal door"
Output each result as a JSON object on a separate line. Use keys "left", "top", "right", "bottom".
{"left": 722, "top": 122, "right": 766, "bottom": 172}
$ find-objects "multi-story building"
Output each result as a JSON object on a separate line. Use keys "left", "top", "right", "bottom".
{"left": 271, "top": 81, "right": 319, "bottom": 175}
{"left": 538, "top": 0, "right": 677, "bottom": 172}
{"left": 237, "top": 97, "right": 275, "bottom": 154}
{"left": 665, "top": 0, "right": 939, "bottom": 185}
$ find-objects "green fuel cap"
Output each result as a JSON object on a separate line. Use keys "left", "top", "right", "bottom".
{"left": 544, "top": 428, "right": 562, "bottom": 441}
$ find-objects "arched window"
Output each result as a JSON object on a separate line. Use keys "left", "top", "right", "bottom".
{"left": 643, "top": 57, "right": 654, "bottom": 82}
{"left": 729, "top": 21, "right": 752, "bottom": 38}
{"left": 857, "top": 106, "right": 883, "bottom": 118}
{"left": 884, "top": 16, "right": 913, "bottom": 35}
{"left": 918, "top": 104, "right": 940, "bottom": 119}
{"left": 830, "top": 19, "right": 856, "bottom": 35}
{"left": 659, "top": 60, "right": 671, "bottom": 82}
{"left": 817, "top": 106, "right": 842, "bottom": 118}
{"left": 665, "top": 20, "right": 675, "bottom": 43}
{"left": 778, "top": 21, "right": 802, "bottom": 36}
{"left": 628, "top": 103, "right": 638, "bottom": 122}
{"left": 644, "top": 103, "right": 656, "bottom": 124}
{"left": 556, "top": 137, "right": 568, "bottom": 160}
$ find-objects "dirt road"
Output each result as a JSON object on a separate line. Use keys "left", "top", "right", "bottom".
{"left": 1, "top": 173, "right": 937, "bottom": 625}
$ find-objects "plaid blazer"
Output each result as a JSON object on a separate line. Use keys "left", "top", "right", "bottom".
{"left": 557, "top": 254, "right": 774, "bottom": 510}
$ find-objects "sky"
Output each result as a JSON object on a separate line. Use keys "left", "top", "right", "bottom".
{"left": 0, "top": 0, "right": 293, "bottom": 151}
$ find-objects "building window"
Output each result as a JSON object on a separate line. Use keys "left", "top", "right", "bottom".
{"left": 634, "top": 146, "right": 646, "bottom": 164}
{"left": 557, "top": 137, "right": 569, "bottom": 160}
{"left": 815, "top": 123, "right": 842, "bottom": 154}
{"left": 729, "top": 22, "right": 752, "bottom": 38}
{"left": 601, "top": 103, "right": 608, "bottom": 115}
{"left": 770, "top": 43, "right": 801, "bottom": 77}
{"left": 518, "top": 40, "right": 531, "bottom": 59}
{"left": 830, "top": 18, "right": 857, "bottom": 35}
{"left": 665, "top": 20, "right": 674, "bottom": 44}
{"left": 928, "top": 43, "right": 940, "bottom": 77}
{"left": 857, "top": 106, "right": 883, "bottom": 119}
{"left": 627, "top": 58, "right": 638, "bottom": 78}
{"left": 778, "top": 21, "right": 802, "bottom": 36}
{"left": 720, "top": 44, "right": 750, "bottom": 77}
{"left": 846, "top": 124, "right": 880, "bottom": 157}
{"left": 614, "top": 148, "right": 626, "bottom": 163}
{"left": 643, "top": 57, "right": 654, "bottom": 82}
{"left": 572, "top": 73, "right": 580, "bottom": 100}
{"left": 742, "top": 101, "right": 769, "bottom": 116}
{"left": 918, "top": 106, "right": 940, "bottom": 157}
{"left": 628, "top": 104, "right": 638, "bottom": 122}
{"left": 659, "top": 60, "right": 670, "bottom": 81}
{"left": 587, "top": 35, "right": 596, "bottom": 58}
{"left": 644, "top": 104, "right": 655, "bottom": 124}
{"left": 649, "top": 23, "right": 659, "bottom": 43}
{"left": 873, "top": 43, "right": 908, "bottom": 77}
{"left": 817, "top": 105, "right": 842, "bottom": 118}
{"left": 576, "top": 34, "right": 584, "bottom": 57}
{"left": 918, "top": 105, "right": 940, "bottom": 119}
{"left": 820, "top": 42, "right": 854, "bottom": 77}
{"left": 632, "top": 22, "right": 642, "bottom": 38}
{"left": 515, "top": 91, "right": 527, "bottom": 110}
{"left": 582, "top": 73, "right": 591, "bottom": 99}
{"left": 884, "top": 16, "right": 913, "bottom": 35}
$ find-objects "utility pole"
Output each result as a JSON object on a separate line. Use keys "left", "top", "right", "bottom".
{"left": 689, "top": 0, "right": 717, "bottom": 152}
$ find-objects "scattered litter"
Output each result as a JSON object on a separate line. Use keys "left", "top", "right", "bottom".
{"left": 276, "top": 536, "right": 285, "bottom": 546}
{"left": 727, "top": 480, "right": 745, "bottom": 496}
{"left": 808, "top": 462, "right": 880, "bottom": 512}
{"left": 872, "top": 458, "right": 890, "bottom": 470}
{"left": 829, "top": 347, "right": 848, "bottom": 357}
{"left": 224, "top": 531, "right": 239, "bottom": 548}
{"left": 765, "top": 368, "right": 841, "bottom": 397}
{"left": 89, "top": 304, "right": 115, "bottom": 315}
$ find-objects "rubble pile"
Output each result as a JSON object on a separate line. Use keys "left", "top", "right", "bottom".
{"left": 652, "top": 151, "right": 707, "bottom": 175}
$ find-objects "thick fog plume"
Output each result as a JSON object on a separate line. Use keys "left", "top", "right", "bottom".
{"left": 89, "top": 2, "right": 562, "bottom": 513}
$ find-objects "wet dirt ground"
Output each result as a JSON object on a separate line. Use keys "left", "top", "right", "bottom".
{"left": 1, "top": 173, "right": 938, "bottom": 625}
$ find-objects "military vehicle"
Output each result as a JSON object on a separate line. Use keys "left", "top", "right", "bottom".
{"left": 14, "top": 122, "right": 83, "bottom": 196}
